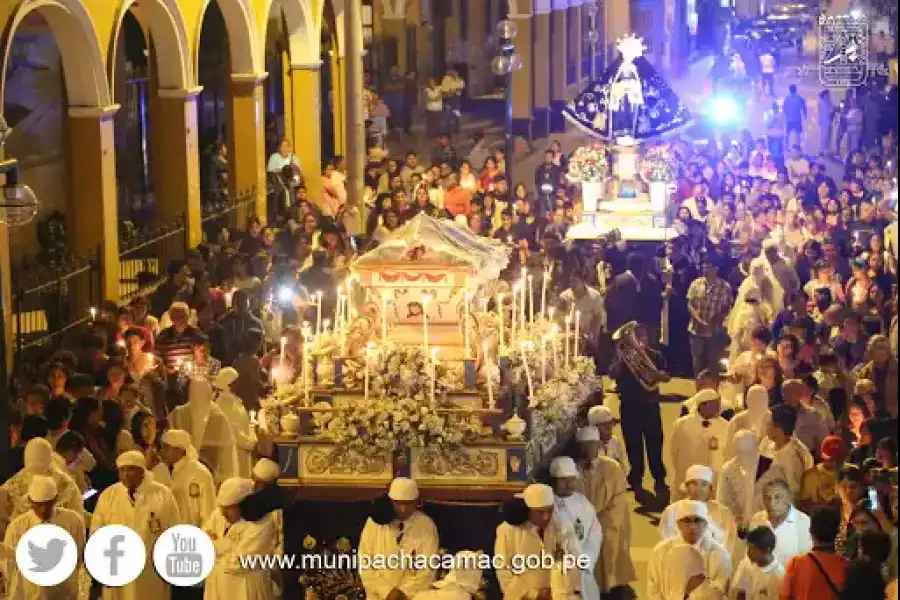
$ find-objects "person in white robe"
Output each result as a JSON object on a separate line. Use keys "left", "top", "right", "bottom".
{"left": 647, "top": 500, "right": 732, "bottom": 598}
{"left": 730, "top": 525, "right": 784, "bottom": 600}
{"left": 654, "top": 542, "right": 715, "bottom": 600}
{"left": 670, "top": 390, "right": 729, "bottom": 499}
{"left": 154, "top": 429, "right": 216, "bottom": 528}
{"left": 1, "top": 438, "right": 84, "bottom": 535}
{"left": 202, "top": 477, "right": 276, "bottom": 600}
{"left": 586, "top": 407, "right": 627, "bottom": 470}
{"left": 759, "top": 404, "right": 814, "bottom": 495}
{"left": 723, "top": 386, "right": 771, "bottom": 462}
{"left": 170, "top": 379, "right": 238, "bottom": 486}
{"left": 358, "top": 478, "right": 439, "bottom": 599}
{"left": 725, "top": 285, "right": 776, "bottom": 362}
{"left": 549, "top": 457, "right": 603, "bottom": 600}
{"left": 91, "top": 450, "right": 181, "bottom": 600}
{"left": 213, "top": 369, "right": 256, "bottom": 478}
{"left": 717, "top": 430, "right": 767, "bottom": 534}
{"left": 494, "top": 483, "right": 579, "bottom": 600}
{"left": 747, "top": 478, "right": 812, "bottom": 567}
{"left": 575, "top": 426, "right": 637, "bottom": 593}
{"left": 412, "top": 551, "right": 484, "bottom": 600}
{"left": 3, "top": 476, "right": 86, "bottom": 600}
{"left": 249, "top": 459, "right": 284, "bottom": 556}
{"left": 659, "top": 465, "right": 739, "bottom": 560}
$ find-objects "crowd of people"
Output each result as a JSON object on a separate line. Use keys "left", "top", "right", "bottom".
{"left": 2, "top": 46, "right": 900, "bottom": 600}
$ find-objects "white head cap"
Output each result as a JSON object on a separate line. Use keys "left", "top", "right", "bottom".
{"left": 161, "top": 429, "right": 192, "bottom": 451}
{"left": 388, "top": 477, "right": 419, "bottom": 502}
{"left": 433, "top": 551, "right": 484, "bottom": 593}
{"left": 693, "top": 389, "right": 720, "bottom": 407}
{"left": 116, "top": 450, "right": 147, "bottom": 470}
{"left": 549, "top": 456, "right": 580, "bottom": 479}
{"left": 745, "top": 385, "right": 769, "bottom": 414}
{"left": 517, "top": 483, "right": 555, "bottom": 508}
{"left": 213, "top": 367, "right": 240, "bottom": 391}
{"left": 684, "top": 465, "right": 714, "bottom": 485}
{"left": 575, "top": 426, "right": 600, "bottom": 442}
{"left": 675, "top": 499, "right": 709, "bottom": 521}
{"left": 252, "top": 458, "right": 281, "bottom": 483}
{"left": 24, "top": 438, "right": 53, "bottom": 473}
{"left": 28, "top": 475, "right": 58, "bottom": 503}
{"left": 587, "top": 406, "right": 616, "bottom": 425}
{"left": 217, "top": 477, "right": 254, "bottom": 507}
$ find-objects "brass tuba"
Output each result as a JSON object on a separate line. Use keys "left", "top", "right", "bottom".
{"left": 612, "top": 321, "right": 668, "bottom": 391}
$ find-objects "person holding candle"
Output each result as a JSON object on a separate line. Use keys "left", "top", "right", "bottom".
{"left": 560, "top": 273, "right": 607, "bottom": 363}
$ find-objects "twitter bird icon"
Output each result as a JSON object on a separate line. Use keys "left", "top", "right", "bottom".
{"left": 28, "top": 538, "right": 67, "bottom": 572}
{"left": 15, "top": 523, "right": 79, "bottom": 588}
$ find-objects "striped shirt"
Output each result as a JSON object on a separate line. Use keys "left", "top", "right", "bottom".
{"left": 154, "top": 325, "right": 201, "bottom": 371}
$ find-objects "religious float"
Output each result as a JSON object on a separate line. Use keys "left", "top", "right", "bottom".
{"left": 563, "top": 34, "right": 692, "bottom": 242}
{"left": 259, "top": 214, "right": 600, "bottom": 499}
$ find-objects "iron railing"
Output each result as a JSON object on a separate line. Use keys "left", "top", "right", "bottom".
{"left": 201, "top": 186, "right": 258, "bottom": 241}
{"left": 11, "top": 249, "right": 101, "bottom": 379}
{"left": 118, "top": 214, "right": 187, "bottom": 302}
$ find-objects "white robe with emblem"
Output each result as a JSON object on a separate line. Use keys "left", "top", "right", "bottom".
{"left": 1, "top": 468, "right": 84, "bottom": 537}
{"left": 153, "top": 456, "right": 216, "bottom": 528}
{"left": 91, "top": 479, "right": 181, "bottom": 600}
{"left": 659, "top": 499, "right": 739, "bottom": 561}
{"left": 554, "top": 492, "right": 603, "bottom": 600}
{"left": 357, "top": 511, "right": 439, "bottom": 600}
{"left": 3, "top": 508, "right": 86, "bottom": 600}
{"left": 669, "top": 414, "right": 729, "bottom": 499}
{"left": 202, "top": 515, "right": 276, "bottom": 600}
{"left": 580, "top": 457, "right": 636, "bottom": 591}
{"left": 494, "top": 519, "right": 578, "bottom": 600}
{"left": 647, "top": 535, "right": 733, "bottom": 599}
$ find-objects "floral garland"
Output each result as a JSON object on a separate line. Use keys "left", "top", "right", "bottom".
{"left": 567, "top": 143, "right": 610, "bottom": 183}
{"left": 321, "top": 343, "right": 478, "bottom": 453}
{"left": 639, "top": 143, "right": 680, "bottom": 182}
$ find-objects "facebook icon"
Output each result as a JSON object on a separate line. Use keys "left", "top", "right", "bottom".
{"left": 104, "top": 535, "right": 125, "bottom": 576}
{"left": 84, "top": 525, "right": 146, "bottom": 587}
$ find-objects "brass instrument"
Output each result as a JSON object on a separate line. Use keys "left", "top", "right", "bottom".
{"left": 612, "top": 321, "right": 669, "bottom": 391}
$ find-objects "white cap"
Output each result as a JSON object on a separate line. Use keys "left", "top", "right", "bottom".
{"left": 214, "top": 367, "right": 239, "bottom": 391}
{"left": 549, "top": 457, "right": 580, "bottom": 478}
{"left": 516, "top": 483, "right": 555, "bottom": 508}
{"left": 587, "top": 406, "right": 617, "bottom": 425}
{"left": 575, "top": 426, "right": 600, "bottom": 442}
{"left": 675, "top": 499, "right": 709, "bottom": 521}
{"left": 116, "top": 450, "right": 147, "bottom": 470}
{"left": 161, "top": 429, "right": 192, "bottom": 451}
{"left": 28, "top": 475, "right": 58, "bottom": 503}
{"left": 387, "top": 477, "right": 419, "bottom": 501}
{"left": 433, "top": 551, "right": 484, "bottom": 593}
{"left": 684, "top": 465, "right": 714, "bottom": 485}
{"left": 693, "top": 389, "right": 720, "bottom": 406}
{"left": 252, "top": 458, "right": 281, "bottom": 483}
{"left": 217, "top": 477, "right": 254, "bottom": 507}
{"left": 24, "top": 438, "right": 53, "bottom": 473}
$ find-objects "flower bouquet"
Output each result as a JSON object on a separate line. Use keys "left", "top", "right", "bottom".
{"left": 639, "top": 142, "right": 680, "bottom": 182}
{"left": 566, "top": 143, "right": 610, "bottom": 183}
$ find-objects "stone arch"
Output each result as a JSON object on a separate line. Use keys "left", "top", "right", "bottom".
{"left": 0, "top": 0, "right": 110, "bottom": 107}
{"left": 108, "top": 0, "right": 192, "bottom": 90}
{"left": 260, "top": 0, "right": 318, "bottom": 65}
{"left": 194, "top": 0, "right": 260, "bottom": 76}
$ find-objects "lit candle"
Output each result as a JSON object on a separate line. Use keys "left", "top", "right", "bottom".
{"left": 480, "top": 298, "right": 489, "bottom": 314}
{"left": 279, "top": 336, "right": 287, "bottom": 365}
{"left": 90, "top": 307, "right": 97, "bottom": 322}
{"left": 464, "top": 292, "right": 471, "bottom": 358}
{"left": 249, "top": 410, "right": 258, "bottom": 426}
{"left": 422, "top": 294, "right": 432, "bottom": 352}
{"left": 520, "top": 343, "right": 534, "bottom": 402}
{"left": 519, "top": 268, "right": 527, "bottom": 335}
{"left": 511, "top": 284, "right": 519, "bottom": 345}
{"left": 540, "top": 335, "right": 548, "bottom": 384}
{"left": 483, "top": 342, "right": 494, "bottom": 409}
{"left": 323, "top": 318, "right": 331, "bottom": 334}
{"left": 548, "top": 307, "right": 556, "bottom": 325}
{"left": 574, "top": 310, "right": 581, "bottom": 358}
{"left": 303, "top": 341, "right": 312, "bottom": 402}
{"left": 527, "top": 275, "right": 534, "bottom": 325}
{"left": 497, "top": 292, "right": 505, "bottom": 351}
{"left": 315, "top": 290, "right": 323, "bottom": 335}
{"left": 564, "top": 314, "right": 572, "bottom": 367}
{"left": 381, "top": 293, "right": 389, "bottom": 341}
{"left": 430, "top": 347, "right": 440, "bottom": 405}
{"left": 551, "top": 324, "right": 559, "bottom": 370}
{"left": 335, "top": 290, "right": 343, "bottom": 331}
{"left": 541, "top": 267, "right": 550, "bottom": 319}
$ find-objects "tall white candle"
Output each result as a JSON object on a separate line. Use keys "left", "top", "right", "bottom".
{"left": 574, "top": 310, "right": 581, "bottom": 358}
{"left": 315, "top": 290, "right": 323, "bottom": 335}
{"left": 519, "top": 269, "right": 527, "bottom": 336}
{"left": 464, "top": 292, "right": 471, "bottom": 358}
{"left": 483, "top": 342, "right": 494, "bottom": 409}
{"left": 303, "top": 341, "right": 312, "bottom": 402}
{"left": 381, "top": 293, "right": 389, "bottom": 341}
{"left": 564, "top": 314, "right": 572, "bottom": 367}
{"left": 422, "top": 294, "right": 432, "bottom": 352}
{"left": 364, "top": 344, "right": 372, "bottom": 400}
{"left": 511, "top": 285, "right": 519, "bottom": 345}
{"left": 497, "top": 292, "right": 505, "bottom": 351}
{"left": 335, "top": 290, "right": 343, "bottom": 330}
{"left": 551, "top": 324, "right": 559, "bottom": 370}
{"left": 541, "top": 268, "right": 549, "bottom": 319}
{"left": 527, "top": 275, "right": 534, "bottom": 325}
{"left": 279, "top": 336, "right": 287, "bottom": 364}
{"left": 540, "top": 335, "right": 548, "bottom": 384}
{"left": 520, "top": 343, "right": 535, "bottom": 402}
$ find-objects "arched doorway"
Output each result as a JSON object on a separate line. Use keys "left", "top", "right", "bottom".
{"left": 264, "top": 9, "right": 287, "bottom": 157}
{"left": 197, "top": 0, "right": 231, "bottom": 205}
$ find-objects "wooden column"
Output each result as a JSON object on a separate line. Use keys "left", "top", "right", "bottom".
{"left": 549, "top": 6, "right": 568, "bottom": 132}
{"left": 228, "top": 73, "right": 268, "bottom": 224}
{"left": 286, "top": 63, "right": 324, "bottom": 204}
{"left": 532, "top": 9, "right": 552, "bottom": 139}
